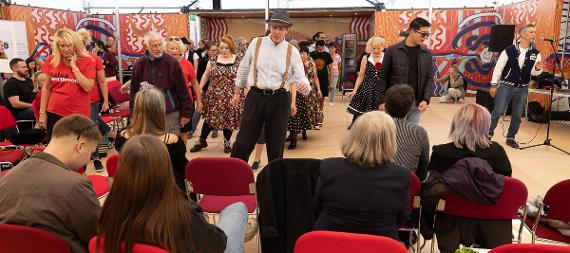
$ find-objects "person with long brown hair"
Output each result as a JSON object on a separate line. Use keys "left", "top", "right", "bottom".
{"left": 39, "top": 28, "right": 97, "bottom": 140}
{"left": 113, "top": 87, "right": 187, "bottom": 191}
{"left": 97, "top": 134, "right": 248, "bottom": 253}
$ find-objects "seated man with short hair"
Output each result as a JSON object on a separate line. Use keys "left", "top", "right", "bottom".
{"left": 385, "top": 84, "right": 430, "bottom": 180}
{"left": 0, "top": 114, "right": 102, "bottom": 253}
{"left": 3, "top": 58, "right": 36, "bottom": 121}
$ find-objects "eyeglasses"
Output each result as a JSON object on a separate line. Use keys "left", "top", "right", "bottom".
{"left": 76, "top": 122, "right": 97, "bottom": 140}
{"left": 416, "top": 31, "right": 430, "bottom": 38}
{"left": 168, "top": 37, "right": 181, "bottom": 41}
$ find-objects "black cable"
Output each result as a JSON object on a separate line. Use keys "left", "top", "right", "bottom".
{"left": 499, "top": 115, "right": 543, "bottom": 145}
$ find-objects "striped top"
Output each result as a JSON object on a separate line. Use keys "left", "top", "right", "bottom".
{"left": 392, "top": 118, "right": 430, "bottom": 180}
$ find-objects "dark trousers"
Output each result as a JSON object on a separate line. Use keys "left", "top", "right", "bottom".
{"left": 46, "top": 112, "right": 63, "bottom": 142}
{"left": 231, "top": 90, "right": 290, "bottom": 162}
{"left": 200, "top": 121, "right": 232, "bottom": 141}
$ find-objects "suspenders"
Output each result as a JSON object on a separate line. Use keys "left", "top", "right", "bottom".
{"left": 252, "top": 37, "right": 293, "bottom": 89}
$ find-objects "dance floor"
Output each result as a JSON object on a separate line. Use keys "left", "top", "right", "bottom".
{"left": 91, "top": 96, "right": 570, "bottom": 252}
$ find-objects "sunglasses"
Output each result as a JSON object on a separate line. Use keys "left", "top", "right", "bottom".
{"left": 76, "top": 122, "right": 98, "bottom": 140}
{"left": 416, "top": 31, "right": 430, "bottom": 38}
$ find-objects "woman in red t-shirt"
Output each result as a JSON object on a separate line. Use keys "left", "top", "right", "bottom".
{"left": 166, "top": 36, "right": 202, "bottom": 144}
{"left": 39, "top": 28, "right": 97, "bottom": 140}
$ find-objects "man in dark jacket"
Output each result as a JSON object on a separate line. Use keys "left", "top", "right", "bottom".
{"left": 129, "top": 32, "right": 193, "bottom": 134}
{"left": 379, "top": 17, "right": 434, "bottom": 125}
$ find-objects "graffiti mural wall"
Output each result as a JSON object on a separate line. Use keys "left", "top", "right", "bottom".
{"left": 1, "top": 5, "right": 188, "bottom": 69}
{"left": 375, "top": 0, "right": 563, "bottom": 95}
{"left": 376, "top": 8, "right": 499, "bottom": 95}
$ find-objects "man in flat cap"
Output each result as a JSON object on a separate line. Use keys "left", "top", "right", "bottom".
{"left": 230, "top": 9, "right": 310, "bottom": 164}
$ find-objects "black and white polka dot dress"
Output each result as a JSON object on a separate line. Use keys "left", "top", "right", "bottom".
{"left": 348, "top": 54, "right": 383, "bottom": 115}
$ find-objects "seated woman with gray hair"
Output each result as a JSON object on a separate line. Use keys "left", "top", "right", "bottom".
{"left": 427, "top": 103, "right": 512, "bottom": 176}
{"left": 436, "top": 65, "right": 466, "bottom": 103}
{"left": 313, "top": 111, "right": 410, "bottom": 240}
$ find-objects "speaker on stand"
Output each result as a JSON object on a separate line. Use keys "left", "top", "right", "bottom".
{"left": 213, "top": 0, "right": 221, "bottom": 10}
{"left": 476, "top": 25, "right": 516, "bottom": 112}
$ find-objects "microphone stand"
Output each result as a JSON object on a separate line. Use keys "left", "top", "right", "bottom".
{"left": 519, "top": 40, "right": 570, "bottom": 156}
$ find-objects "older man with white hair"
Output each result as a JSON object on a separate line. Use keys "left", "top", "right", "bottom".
{"left": 129, "top": 32, "right": 193, "bottom": 134}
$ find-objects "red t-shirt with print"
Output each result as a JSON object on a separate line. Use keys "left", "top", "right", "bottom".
{"left": 41, "top": 55, "right": 96, "bottom": 117}
{"left": 89, "top": 53, "right": 104, "bottom": 103}
{"left": 179, "top": 58, "right": 196, "bottom": 100}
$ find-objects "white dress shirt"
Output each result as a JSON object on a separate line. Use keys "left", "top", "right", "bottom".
{"left": 235, "top": 36, "right": 310, "bottom": 92}
{"left": 491, "top": 44, "right": 543, "bottom": 85}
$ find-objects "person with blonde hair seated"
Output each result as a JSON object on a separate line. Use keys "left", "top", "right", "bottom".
{"left": 314, "top": 111, "right": 410, "bottom": 240}
{"left": 97, "top": 135, "right": 248, "bottom": 253}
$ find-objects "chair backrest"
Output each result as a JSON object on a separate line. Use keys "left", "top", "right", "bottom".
{"left": 0, "top": 105, "right": 16, "bottom": 131}
{"left": 107, "top": 81, "right": 129, "bottom": 104}
{"left": 0, "top": 223, "right": 73, "bottom": 253}
{"left": 185, "top": 157, "right": 255, "bottom": 196}
{"left": 543, "top": 179, "right": 570, "bottom": 221}
{"left": 105, "top": 154, "right": 120, "bottom": 177}
{"left": 32, "top": 94, "right": 41, "bottom": 120}
{"left": 442, "top": 177, "right": 528, "bottom": 220}
{"left": 89, "top": 236, "right": 169, "bottom": 253}
{"left": 294, "top": 231, "right": 408, "bottom": 253}
{"left": 489, "top": 243, "right": 570, "bottom": 253}
{"left": 409, "top": 172, "right": 421, "bottom": 208}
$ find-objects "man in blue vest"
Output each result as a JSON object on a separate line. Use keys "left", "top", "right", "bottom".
{"left": 488, "top": 24, "right": 544, "bottom": 148}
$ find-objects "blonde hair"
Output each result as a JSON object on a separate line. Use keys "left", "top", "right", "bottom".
{"left": 50, "top": 28, "right": 89, "bottom": 67}
{"left": 144, "top": 32, "right": 165, "bottom": 48}
{"left": 450, "top": 103, "right": 492, "bottom": 152}
{"left": 220, "top": 34, "right": 236, "bottom": 54}
{"left": 128, "top": 88, "right": 166, "bottom": 136}
{"left": 76, "top": 28, "right": 91, "bottom": 46}
{"left": 32, "top": 71, "right": 49, "bottom": 92}
{"left": 166, "top": 37, "right": 186, "bottom": 54}
{"left": 341, "top": 111, "right": 396, "bottom": 167}
{"left": 365, "top": 36, "right": 386, "bottom": 53}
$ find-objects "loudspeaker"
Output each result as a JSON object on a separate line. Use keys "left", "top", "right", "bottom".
{"left": 490, "top": 25, "right": 515, "bottom": 52}
{"left": 213, "top": 0, "right": 221, "bottom": 10}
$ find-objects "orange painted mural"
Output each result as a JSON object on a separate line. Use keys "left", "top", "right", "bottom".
{"left": 1, "top": 4, "right": 188, "bottom": 69}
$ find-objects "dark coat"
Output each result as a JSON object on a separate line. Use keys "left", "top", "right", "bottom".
{"left": 129, "top": 52, "right": 193, "bottom": 118}
{"left": 256, "top": 158, "right": 321, "bottom": 253}
{"left": 379, "top": 41, "right": 434, "bottom": 104}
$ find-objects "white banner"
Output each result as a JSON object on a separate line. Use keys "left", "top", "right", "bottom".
{"left": 0, "top": 20, "right": 30, "bottom": 61}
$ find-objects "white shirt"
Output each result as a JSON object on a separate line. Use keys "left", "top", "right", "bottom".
{"left": 235, "top": 36, "right": 309, "bottom": 92}
{"left": 491, "top": 44, "right": 543, "bottom": 85}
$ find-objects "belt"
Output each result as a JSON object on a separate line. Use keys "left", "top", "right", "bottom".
{"left": 501, "top": 81, "right": 528, "bottom": 88}
{"left": 251, "top": 86, "right": 287, "bottom": 95}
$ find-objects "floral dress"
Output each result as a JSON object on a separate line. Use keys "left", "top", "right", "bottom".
{"left": 347, "top": 54, "right": 384, "bottom": 115}
{"left": 304, "top": 58, "right": 322, "bottom": 127}
{"left": 201, "top": 56, "right": 242, "bottom": 130}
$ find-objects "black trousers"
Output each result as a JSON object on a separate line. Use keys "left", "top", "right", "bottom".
{"left": 231, "top": 90, "right": 290, "bottom": 162}
{"left": 46, "top": 112, "right": 63, "bottom": 142}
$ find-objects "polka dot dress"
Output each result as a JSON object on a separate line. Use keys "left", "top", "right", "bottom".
{"left": 348, "top": 55, "right": 383, "bottom": 115}
{"left": 288, "top": 92, "right": 312, "bottom": 132}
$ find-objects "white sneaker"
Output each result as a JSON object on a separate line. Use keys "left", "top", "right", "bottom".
{"left": 329, "top": 103, "right": 334, "bottom": 107}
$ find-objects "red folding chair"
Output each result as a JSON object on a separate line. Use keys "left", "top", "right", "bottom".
{"left": 104, "top": 80, "right": 130, "bottom": 130}
{"left": 294, "top": 231, "right": 409, "bottom": 253}
{"left": 105, "top": 154, "right": 120, "bottom": 178}
{"left": 398, "top": 172, "right": 422, "bottom": 252}
{"left": 87, "top": 175, "right": 111, "bottom": 200}
{"left": 0, "top": 106, "right": 26, "bottom": 170}
{"left": 520, "top": 179, "right": 570, "bottom": 244}
{"left": 88, "top": 236, "right": 169, "bottom": 253}
{"left": 0, "top": 223, "right": 73, "bottom": 253}
{"left": 431, "top": 177, "right": 528, "bottom": 252}
{"left": 185, "top": 157, "right": 259, "bottom": 249}
{"left": 489, "top": 243, "right": 570, "bottom": 253}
